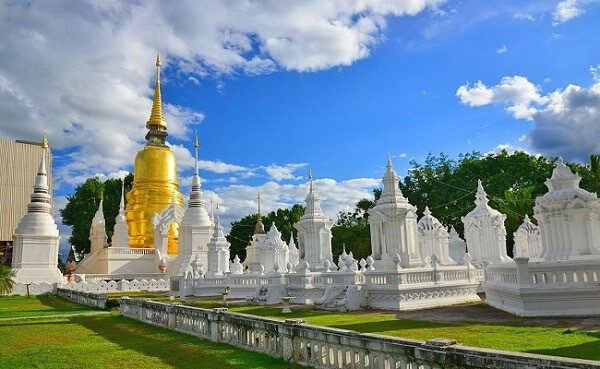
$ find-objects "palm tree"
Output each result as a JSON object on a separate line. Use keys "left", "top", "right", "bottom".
{"left": 0, "top": 266, "right": 15, "bottom": 295}
{"left": 588, "top": 154, "right": 600, "bottom": 194}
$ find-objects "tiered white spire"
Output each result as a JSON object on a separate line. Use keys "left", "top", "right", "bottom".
{"left": 11, "top": 137, "right": 64, "bottom": 289}
{"left": 254, "top": 190, "right": 266, "bottom": 234}
{"left": 181, "top": 132, "right": 210, "bottom": 226}
{"left": 303, "top": 170, "right": 326, "bottom": 218}
{"left": 111, "top": 180, "right": 130, "bottom": 248}
{"left": 15, "top": 150, "right": 57, "bottom": 235}
{"left": 89, "top": 194, "right": 108, "bottom": 253}
{"left": 378, "top": 152, "right": 408, "bottom": 205}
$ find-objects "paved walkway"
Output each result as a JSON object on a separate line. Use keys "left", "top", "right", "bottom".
{"left": 0, "top": 310, "right": 111, "bottom": 321}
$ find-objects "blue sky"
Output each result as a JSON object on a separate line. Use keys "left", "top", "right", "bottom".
{"left": 1, "top": 0, "right": 599, "bottom": 255}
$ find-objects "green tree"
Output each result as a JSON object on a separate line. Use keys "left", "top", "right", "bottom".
{"left": 226, "top": 204, "right": 305, "bottom": 261}
{"left": 0, "top": 266, "right": 15, "bottom": 295}
{"left": 61, "top": 174, "right": 133, "bottom": 256}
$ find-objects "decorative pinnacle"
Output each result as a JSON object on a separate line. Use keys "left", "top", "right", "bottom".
{"left": 147, "top": 51, "right": 165, "bottom": 128}
{"left": 423, "top": 206, "right": 431, "bottom": 216}
{"left": 308, "top": 169, "right": 313, "bottom": 191}
{"left": 387, "top": 151, "right": 393, "bottom": 169}
{"left": 119, "top": 180, "right": 125, "bottom": 212}
{"left": 257, "top": 190, "right": 261, "bottom": 216}
{"left": 194, "top": 131, "right": 199, "bottom": 175}
{"left": 41, "top": 129, "right": 49, "bottom": 149}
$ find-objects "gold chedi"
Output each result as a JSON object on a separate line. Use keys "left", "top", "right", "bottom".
{"left": 126, "top": 53, "right": 183, "bottom": 253}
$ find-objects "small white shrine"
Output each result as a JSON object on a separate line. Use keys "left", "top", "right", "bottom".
{"left": 512, "top": 215, "right": 542, "bottom": 258}
{"left": 11, "top": 150, "right": 64, "bottom": 294}
{"left": 368, "top": 155, "right": 422, "bottom": 269}
{"left": 294, "top": 171, "right": 333, "bottom": 271}
{"left": 206, "top": 204, "right": 231, "bottom": 277}
{"left": 485, "top": 158, "right": 600, "bottom": 316}
{"left": 448, "top": 226, "right": 467, "bottom": 263}
{"left": 417, "top": 207, "right": 455, "bottom": 265}
{"left": 462, "top": 180, "right": 511, "bottom": 266}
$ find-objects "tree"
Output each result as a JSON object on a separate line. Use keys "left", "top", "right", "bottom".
{"left": 400, "top": 150, "right": 595, "bottom": 255}
{"left": 0, "top": 266, "right": 15, "bottom": 295}
{"left": 61, "top": 174, "right": 133, "bottom": 256}
{"left": 226, "top": 204, "right": 305, "bottom": 261}
{"left": 330, "top": 188, "right": 380, "bottom": 262}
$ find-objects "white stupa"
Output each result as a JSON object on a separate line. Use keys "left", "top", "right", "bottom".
{"left": 171, "top": 133, "right": 212, "bottom": 276}
{"left": 294, "top": 170, "right": 333, "bottom": 271}
{"left": 11, "top": 144, "right": 64, "bottom": 292}
{"left": 111, "top": 181, "right": 130, "bottom": 248}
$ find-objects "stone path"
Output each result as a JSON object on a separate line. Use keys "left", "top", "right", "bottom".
{"left": 0, "top": 310, "right": 111, "bottom": 321}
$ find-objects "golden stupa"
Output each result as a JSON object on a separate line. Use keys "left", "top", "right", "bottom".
{"left": 126, "top": 53, "right": 183, "bottom": 254}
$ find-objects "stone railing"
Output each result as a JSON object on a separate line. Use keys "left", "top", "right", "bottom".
{"left": 61, "top": 278, "right": 169, "bottom": 293}
{"left": 485, "top": 259, "right": 600, "bottom": 287}
{"left": 57, "top": 287, "right": 107, "bottom": 309}
{"left": 119, "top": 298, "right": 600, "bottom": 369}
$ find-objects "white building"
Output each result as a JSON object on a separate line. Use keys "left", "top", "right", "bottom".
{"left": 368, "top": 155, "right": 422, "bottom": 269}
{"left": 448, "top": 226, "right": 467, "bottom": 263}
{"left": 294, "top": 171, "right": 333, "bottom": 271}
{"left": 485, "top": 158, "right": 600, "bottom": 316}
{"left": 512, "top": 215, "right": 542, "bottom": 259}
{"left": 11, "top": 148, "right": 64, "bottom": 294}
{"left": 462, "top": 180, "right": 510, "bottom": 266}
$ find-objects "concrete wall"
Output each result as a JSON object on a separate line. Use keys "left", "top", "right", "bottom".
{"left": 119, "top": 298, "right": 600, "bottom": 369}
{"left": 0, "top": 138, "right": 52, "bottom": 243}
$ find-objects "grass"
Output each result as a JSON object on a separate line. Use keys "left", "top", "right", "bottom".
{"left": 188, "top": 300, "right": 600, "bottom": 361}
{"left": 0, "top": 295, "right": 303, "bottom": 369}
{"left": 0, "top": 295, "right": 94, "bottom": 318}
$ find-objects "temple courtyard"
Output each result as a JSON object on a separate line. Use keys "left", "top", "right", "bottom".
{"left": 2, "top": 294, "right": 600, "bottom": 368}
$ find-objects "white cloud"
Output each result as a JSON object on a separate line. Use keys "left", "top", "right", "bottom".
{"left": 263, "top": 163, "right": 309, "bottom": 181}
{"left": 456, "top": 76, "right": 548, "bottom": 120}
{"left": 457, "top": 70, "right": 600, "bottom": 161}
{"left": 170, "top": 143, "right": 251, "bottom": 175}
{"left": 552, "top": 0, "right": 584, "bottom": 24}
{"left": 496, "top": 45, "right": 507, "bottom": 54}
{"left": 0, "top": 0, "right": 441, "bottom": 187}
{"left": 206, "top": 177, "right": 380, "bottom": 231}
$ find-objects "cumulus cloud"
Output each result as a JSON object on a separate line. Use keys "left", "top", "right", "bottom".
{"left": 0, "top": 0, "right": 441, "bottom": 187}
{"left": 206, "top": 177, "right": 381, "bottom": 231}
{"left": 552, "top": 0, "right": 584, "bottom": 24}
{"left": 456, "top": 76, "right": 548, "bottom": 119}
{"left": 457, "top": 69, "right": 600, "bottom": 161}
{"left": 263, "top": 163, "right": 309, "bottom": 181}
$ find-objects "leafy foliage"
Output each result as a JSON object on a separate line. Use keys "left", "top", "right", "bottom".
{"left": 61, "top": 174, "right": 133, "bottom": 256}
{"left": 226, "top": 204, "right": 305, "bottom": 261}
{"left": 0, "top": 266, "right": 15, "bottom": 295}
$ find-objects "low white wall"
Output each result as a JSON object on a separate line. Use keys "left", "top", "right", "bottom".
{"left": 60, "top": 278, "right": 169, "bottom": 294}
{"left": 57, "top": 287, "right": 107, "bottom": 309}
{"left": 119, "top": 298, "right": 600, "bottom": 369}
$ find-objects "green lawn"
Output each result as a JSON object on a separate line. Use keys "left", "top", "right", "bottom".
{"left": 0, "top": 295, "right": 302, "bottom": 369}
{"left": 0, "top": 295, "right": 94, "bottom": 318}
{"left": 189, "top": 300, "right": 600, "bottom": 361}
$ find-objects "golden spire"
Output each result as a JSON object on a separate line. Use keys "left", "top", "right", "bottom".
{"left": 147, "top": 51, "right": 166, "bottom": 129}
{"left": 41, "top": 129, "right": 49, "bottom": 149}
{"left": 254, "top": 190, "right": 265, "bottom": 235}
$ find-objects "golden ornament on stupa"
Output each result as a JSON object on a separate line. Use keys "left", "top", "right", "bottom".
{"left": 126, "top": 52, "right": 183, "bottom": 253}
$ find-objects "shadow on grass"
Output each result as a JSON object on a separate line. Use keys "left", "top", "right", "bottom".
{"left": 528, "top": 332, "right": 600, "bottom": 361}
{"left": 71, "top": 314, "right": 303, "bottom": 369}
